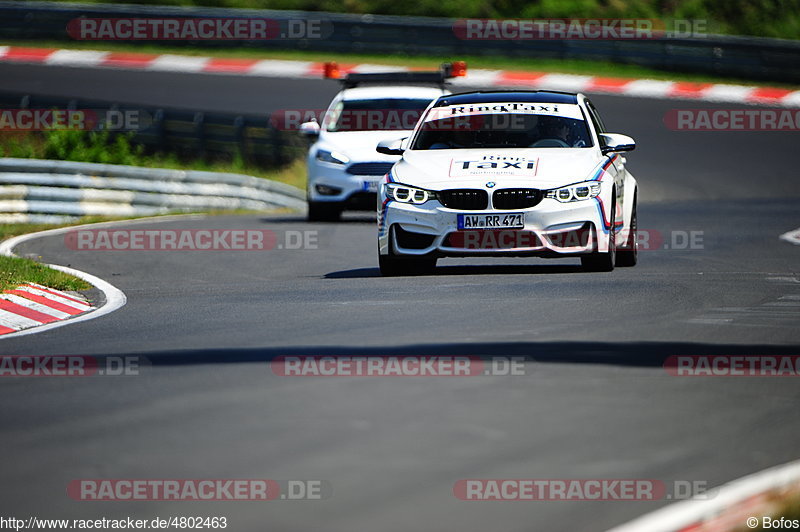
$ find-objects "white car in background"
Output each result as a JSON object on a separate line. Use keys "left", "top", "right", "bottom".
{"left": 376, "top": 90, "right": 639, "bottom": 275}
{"left": 300, "top": 64, "right": 465, "bottom": 221}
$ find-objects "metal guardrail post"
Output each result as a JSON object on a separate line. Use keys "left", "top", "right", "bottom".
{"left": 193, "top": 112, "right": 205, "bottom": 156}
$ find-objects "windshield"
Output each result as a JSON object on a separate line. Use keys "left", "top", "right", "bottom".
{"left": 411, "top": 103, "right": 593, "bottom": 149}
{"left": 324, "top": 98, "right": 432, "bottom": 132}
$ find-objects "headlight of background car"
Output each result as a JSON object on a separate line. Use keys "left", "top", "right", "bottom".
{"left": 385, "top": 183, "right": 437, "bottom": 205}
{"left": 316, "top": 149, "right": 350, "bottom": 165}
{"left": 545, "top": 182, "right": 602, "bottom": 203}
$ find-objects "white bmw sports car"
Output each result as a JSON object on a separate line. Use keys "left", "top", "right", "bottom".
{"left": 376, "top": 90, "right": 639, "bottom": 275}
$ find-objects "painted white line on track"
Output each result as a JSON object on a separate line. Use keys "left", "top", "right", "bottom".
{"left": 607, "top": 459, "right": 800, "bottom": 532}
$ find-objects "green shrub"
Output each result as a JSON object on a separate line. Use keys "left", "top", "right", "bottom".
{"left": 41, "top": 129, "right": 144, "bottom": 165}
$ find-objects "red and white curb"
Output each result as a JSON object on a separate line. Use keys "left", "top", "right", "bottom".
{"left": 608, "top": 459, "right": 800, "bottom": 532}
{"left": 0, "top": 223, "right": 127, "bottom": 339}
{"left": 1, "top": 45, "right": 799, "bottom": 107}
{"left": 0, "top": 282, "right": 93, "bottom": 335}
{"left": 779, "top": 227, "right": 800, "bottom": 245}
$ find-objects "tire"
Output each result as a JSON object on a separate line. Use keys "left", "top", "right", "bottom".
{"left": 581, "top": 200, "right": 616, "bottom": 272}
{"left": 378, "top": 228, "right": 437, "bottom": 276}
{"left": 378, "top": 252, "right": 404, "bottom": 276}
{"left": 407, "top": 257, "right": 438, "bottom": 275}
{"left": 616, "top": 195, "right": 638, "bottom": 267}
{"left": 307, "top": 201, "right": 341, "bottom": 222}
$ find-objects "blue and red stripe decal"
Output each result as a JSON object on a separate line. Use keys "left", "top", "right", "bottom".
{"left": 590, "top": 154, "right": 619, "bottom": 182}
{"left": 592, "top": 155, "right": 622, "bottom": 234}
{"left": 378, "top": 171, "right": 395, "bottom": 237}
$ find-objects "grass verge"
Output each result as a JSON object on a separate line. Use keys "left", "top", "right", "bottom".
{"left": 0, "top": 255, "right": 90, "bottom": 292}
{"left": 745, "top": 490, "right": 800, "bottom": 531}
{"left": 3, "top": 39, "right": 798, "bottom": 88}
{"left": 0, "top": 216, "right": 134, "bottom": 293}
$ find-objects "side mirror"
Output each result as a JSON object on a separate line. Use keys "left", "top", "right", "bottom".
{"left": 299, "top": 120, "right": 320, "bottom": 139}
{"left": 376, "top": 138, "right": 406, "bottom": 156}
{"left": 600, "top": 133, "right": 635, "bottom": 154}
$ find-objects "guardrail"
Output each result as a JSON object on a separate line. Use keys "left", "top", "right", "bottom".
{"left": 0, "top": 158, "right": 307, "bottom": 223}
{"left": 0, "top": 92, "right": 306, "bottom": 168}
{"left": 2, "top": 1, "right": 800, "bottom": 83}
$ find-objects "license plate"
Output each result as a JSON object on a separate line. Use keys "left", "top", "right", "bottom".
{"left": 457, "top": 213, "right": 525, "bottom": 230}
{"left": 362, "top": 180, "right": 380, "bottom": 192}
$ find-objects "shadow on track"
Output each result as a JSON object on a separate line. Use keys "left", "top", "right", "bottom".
{"left": 91, "top": 341, "right": 800, "bottom": 371}
{"left": 325, "top": 263, "right": 584, "bottom": 278}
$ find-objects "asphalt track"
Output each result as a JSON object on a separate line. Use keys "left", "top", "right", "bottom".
{"left": 0, "top": 63, "right": 799, "bottom": 531}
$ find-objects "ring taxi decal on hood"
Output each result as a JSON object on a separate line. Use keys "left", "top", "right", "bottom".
{"left": 426, "top": 102, "right": 585, "bottom": 122}
{"left": 449, "top": 155, "right": 539, "bottom": 178}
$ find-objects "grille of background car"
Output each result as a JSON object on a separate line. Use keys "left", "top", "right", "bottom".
{"left": 438, "top": 189, "right": 489, "bottom": 210}
{"left": 492, "top": 188, "right": 544, "bottom": 209}
{"left": 346, "top": 162, "right": 396, "bottom": 175}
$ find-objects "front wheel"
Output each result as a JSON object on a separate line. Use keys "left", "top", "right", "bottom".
{"left": 581, "top": 207, "right": 616, "bottom": 272}
{"left": 379, "top": 229, "right": 437, "bottom": 276}
{"left": 307, "top": 201, "right": 341, "bottom": 222}
{"left": 616, "top": 196, "right": 638, "bottom": 267}
{"left": 379, "top": 253, "right": 437, "bottom": 276}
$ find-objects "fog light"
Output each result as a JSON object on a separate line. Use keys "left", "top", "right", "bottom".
{"left": 315, "top": 184, "right": 342, "bottom": 196}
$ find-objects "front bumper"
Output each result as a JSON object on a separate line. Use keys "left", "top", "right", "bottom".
{"left": 307, "top": 159, "right": 386, "bottom": 210}
{"left": 378, "top": 197, "right": 611, "bottom": 257}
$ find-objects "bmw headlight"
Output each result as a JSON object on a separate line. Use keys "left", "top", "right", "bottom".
{"left": 385, "top": 183, "right": 437, "bottom": 205}
{"left": 316, "top": 149, "right": 350, "bottom": 165}
{"left": 546, "top": 182, "right": 602, "bottom": 203}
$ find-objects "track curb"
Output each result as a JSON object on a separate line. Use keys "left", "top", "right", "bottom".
{"left": 1, "top": 45, "right": 799, "bottom": 107}
{"left": 608, "top": 459, "right": 800, "bottom": 532}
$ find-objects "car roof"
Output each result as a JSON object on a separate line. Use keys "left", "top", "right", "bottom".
{"left": 338, "top": 86, "right": 447, "bottom": 101}
{"left": 433, "top": 90, "right": 580, "bottom": 106}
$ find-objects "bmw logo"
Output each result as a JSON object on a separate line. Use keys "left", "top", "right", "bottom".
{"left": 486, "top": 182, "right": 496, "bottom": 188}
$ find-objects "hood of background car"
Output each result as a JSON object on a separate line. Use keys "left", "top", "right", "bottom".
{"left": 318, "top": 131, "right": 411, "bottom": 163}
{"left": 393, "top": 148, "right": 608, "bottom": 190}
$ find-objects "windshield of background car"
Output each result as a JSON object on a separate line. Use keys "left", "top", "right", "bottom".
{"left": 411, "top": 102, "right": 593, "bottom": 149}
{"left": 324, "top": 98, "right": 433, "bottom": 132}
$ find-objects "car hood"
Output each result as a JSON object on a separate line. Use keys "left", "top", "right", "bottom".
{"left": 319, "top": 131, "right": 411, "bottom": 163}
{"left": 393, "top": 148, "right": 607, "bottom": 190}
